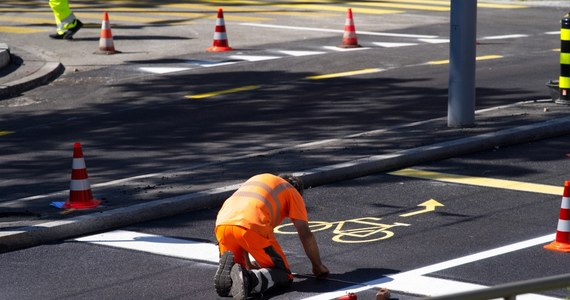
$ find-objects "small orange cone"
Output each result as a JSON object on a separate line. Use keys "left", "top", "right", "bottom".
{"left": 545, "top": 180, "right": 570, "bottom": 252}
{"left": 62, "top": 142, "right": 101, "bottom": 209}
{"left": 207, "top": 8, "right": 233, "bottom": 52}
{"left": 339, "top": 8, "right": 361, "bottom": 48}
{"left": 96, "top": 11, "right": 120, "bottom": 54}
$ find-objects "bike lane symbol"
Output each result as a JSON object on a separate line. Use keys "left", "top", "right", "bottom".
{"left": 274, "top": 200, "right": 444, "bottom": 243}
{"left": 274, "top": 217, "right": 410, "bottom": 243}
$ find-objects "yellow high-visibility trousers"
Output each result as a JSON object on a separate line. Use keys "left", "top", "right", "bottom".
{"left": 48, "top": 0, "right": 77, "bottom": 34}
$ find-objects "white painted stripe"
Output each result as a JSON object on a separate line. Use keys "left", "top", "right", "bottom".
{"left": 373, "top": 42, "right": 418, "bottom": 48}
{"left": 481, "top": 34, "right": 528, "bottom": 40}
{"left": 228, "top": 55, "right": 281, "bottom": 62}
{"left": 557, "top": 219, "right": 570, "bottom": 232}
{"left": 322, "top": 46, "right": 370, "bottom": 52}
{"left": 240, "top": 22, "right": 439, "bottom": 39}
{"left": 76, "top": 230, "right": 220, "bottom": 263}
{"left": 278, "top": 50, "right": 326, "bottom": 57}
{"left": 302, "top": 234, "right": 556, "bottom": 300}
{"left": 139, "top": 67, "right": 191, "bottom": 74}
{"left": 77, "top": 230, "right": 559, "bottom": 299}
{"left": 70, "top": 179, "right": 91, "bottom": 191}
{"left": 545, "top": 31, "right": 560, "bottom": 35}
{"left": 418, "top": 38, "right": 450, "bottom": 44}
{"left": 72, "top": 158, "right": 86, "bottom": 169}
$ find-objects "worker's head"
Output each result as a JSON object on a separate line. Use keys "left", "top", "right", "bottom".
{"left": 279, "top": 173, "right": 304, "bottom": 195}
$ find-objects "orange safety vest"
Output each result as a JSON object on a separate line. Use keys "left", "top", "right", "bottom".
{"left": 215, "top": 173, "right": 308, "bottom": 239}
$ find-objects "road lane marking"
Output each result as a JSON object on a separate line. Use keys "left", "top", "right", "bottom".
{"left": 185, "top": 85, "right": 260, "bottom": 99}
{"left": 76, "top": 230, "right": 556, "bottom": 299}
{"left": 0, "top": 25, "right": 47, "bottom": 34}
{"left": 306, "top": 68, "right": 383, "bottom": 80}
{"left": 399, "top": 199, "right": 444, "bottom": 217}
{"left": 139, "top": 67, "right": 191, "bottom": 74}
{"left": 302, "top": 234, "right": 556, "bottom": 299}
{"left": 426, "top": 54, "right": 503, "bottom": 65}
{"left": 0, "top": 131, "right": 14, "bottom": 136}
{"left": 390, "top": 168, "right": 564, "bottom": 196}
{"left": 75, "top": 230, "right": 219, "bottom": 263}
{"left": 239, "top": 23, "right": 439, "bottom": 39}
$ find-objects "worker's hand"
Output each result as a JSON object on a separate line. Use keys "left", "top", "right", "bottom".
{"left": 312, "top": 264, "right": 330, "bottom": 278}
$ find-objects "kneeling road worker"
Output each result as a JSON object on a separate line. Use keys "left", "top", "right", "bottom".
{"left": 214, "top": 173, "right": 329, "bottom": 299}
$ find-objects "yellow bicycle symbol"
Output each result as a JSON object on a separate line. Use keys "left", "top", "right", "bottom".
{"left": 274, "top": 217, "right": 410, "bottom": 243}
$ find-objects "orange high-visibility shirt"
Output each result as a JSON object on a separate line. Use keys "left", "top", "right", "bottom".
{"left": 215, "top": 173, "right": 308, "bottom": 239}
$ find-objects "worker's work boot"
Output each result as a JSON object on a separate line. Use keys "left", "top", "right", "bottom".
{"left": 230, "top": 263, "right": 250, "bottom": 300}
{"left": 214, "top": 251, "right": 234, "bottom": 297}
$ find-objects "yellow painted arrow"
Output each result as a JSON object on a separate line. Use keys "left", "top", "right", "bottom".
{"left": 400, "top": 199, "right": 444, "bottom": 217}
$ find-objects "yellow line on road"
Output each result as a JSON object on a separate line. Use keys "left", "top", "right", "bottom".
{"left": 185, "top": 85, "right": 260, "bottom": 99}
{"left": 427, "top": 55, "right": 503, "bottom": 65}
{"left": 0, "top": 131, "right": 14, "bottom": 136}
{"left": 0, "top": 25, "right": 47, "bottom": 34}
{"left": 390, "top": 168, "right": 564, "bottom": 196}
{"left": 348, "top": 1, "right": 449, "bottom": 12}
{"left": 306, "top": 68, "right": 383, "bottom": 80}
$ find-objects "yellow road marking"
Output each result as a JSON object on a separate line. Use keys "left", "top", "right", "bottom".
{"left": 186, "top": 85, "right": 260, "bottom": 99}
{"left": 306, "top": 68, "right": 383, "bottom": 80}
{"left": 0, "top": 131, "right": 14, "bottom": 136}
{"left": 427, "top": 55, "right": 503, "bottom": 65}
{"left": 0, "top": 25, "right": 47, "bottom": 34}
{"left": 390, "top": 168, "right": 564, "bottom": 196}
{"left": 0, "top": 15, "right": 53, "bottom": 24}
{"left": 348, "top": 1, "right": 449, "bottom": 12}
{"left": 275, "top": 4, "right": 403, "bottom": 15}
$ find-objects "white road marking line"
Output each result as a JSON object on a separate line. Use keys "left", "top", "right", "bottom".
{"left": 138, "top": 67, "right": 191, "bottom": 74}
{"left": 373, "top": 42, "right": 418, "bottom": 48}
{"left": 480, "top": 34, "right": 529, "bottom": 40}
{"left": 76, "top": 230, "right": 220, "bottom": 263}
{"left": 322, "top": 46, "right": 370, "bottom": 52}
{"left": 228, "top": 55, "right": 282, "bottom": 62}
{"left": 77, "top": 230, "right": 558, "bottom": 299}
{"left": 302, "top": 234, "right": 557, "bottom": 299}
{"left": 240, "top": 22, "right": 439, "bottom": 39}
{"left": 418, "top": 38, "right": 450, "bottom": 44}
{"left": 278, "top": 50, "right": 327, "bottom": 56}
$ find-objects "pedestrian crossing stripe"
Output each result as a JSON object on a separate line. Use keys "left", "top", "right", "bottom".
{"left": 75, "top": 230, "right": 220, "bottom": 263}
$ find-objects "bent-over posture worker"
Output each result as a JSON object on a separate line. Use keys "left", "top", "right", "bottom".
{"left": 48, "top": 0, "right": 83, "bottom": 39}
{"left": 214, "top": 173, "right": 329, "bottom": 299}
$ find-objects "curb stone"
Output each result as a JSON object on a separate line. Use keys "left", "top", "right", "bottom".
{"left": 0, "top": 44, "right": 64, "bottom": 100}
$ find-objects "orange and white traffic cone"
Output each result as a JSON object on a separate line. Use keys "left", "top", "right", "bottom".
{"left": 339, "top": 8, "right": 361, "bottom": 48}
{"left": 96, "top": 11, "right": 120, "bottom": 54}
{"left": 62, "top": 142, "right": 101, "bottom": 209}
{"left": 207, "top": 8, "right": 233, "bottom": 52}
{"left": 545, "top": 180, "right": 570, "bottom": 252}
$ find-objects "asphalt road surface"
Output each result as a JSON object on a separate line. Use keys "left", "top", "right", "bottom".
{"left": 1, "top": 135, "right": 569, "bottom": 299}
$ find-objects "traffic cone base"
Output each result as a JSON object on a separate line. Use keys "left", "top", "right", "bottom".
{"left": 207, "top": 45, "right": 233, "bottom": 52}
{"left": 544, "top": 241, "right": 570, "bottom": 252}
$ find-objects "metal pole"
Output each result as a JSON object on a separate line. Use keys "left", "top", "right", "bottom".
{"left": 448, "top": 0, "right": 477, "bottom": 127}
